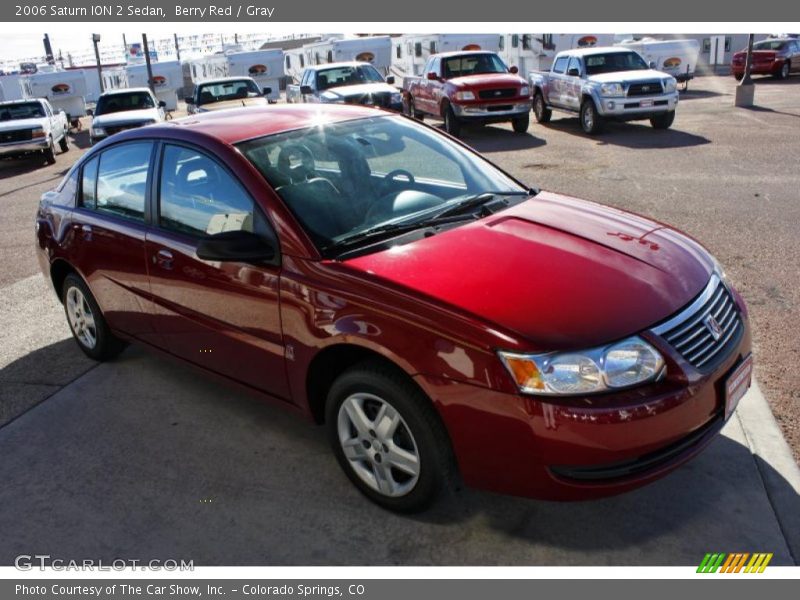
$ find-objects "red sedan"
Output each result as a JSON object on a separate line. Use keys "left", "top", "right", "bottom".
{"left": 35, "top": 105, "right": 752, "bottom": 512}
{"left": 732, "top": 37, "right": 800, "bottom": 80}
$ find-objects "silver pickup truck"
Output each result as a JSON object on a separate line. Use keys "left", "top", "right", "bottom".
{"left": 286, "top": 62, "right": 402, "bottom": 111}
{"left": 529, "top": 47, "right": 679, "bottom": 134}
{"left": 0, "top": 98, "right": 69, "bottom": 164}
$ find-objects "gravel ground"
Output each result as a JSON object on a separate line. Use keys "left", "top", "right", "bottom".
{"left": 1, "top": 75, "right": 798, "bottom": 461}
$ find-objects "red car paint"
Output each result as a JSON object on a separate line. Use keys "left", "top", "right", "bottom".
{"left": 731, "top": 39, "right": 800, "bottom": 78}
{"left": 35, "top": 104, "right": 751, "bottom": 501}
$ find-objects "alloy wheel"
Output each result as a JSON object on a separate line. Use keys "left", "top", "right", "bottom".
{"left": 66, "top": 286, "right": 97, "bottom": 349}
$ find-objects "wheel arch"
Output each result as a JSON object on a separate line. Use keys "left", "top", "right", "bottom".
{"left": 50, "top": 258, "right": 80, "bottom": 302}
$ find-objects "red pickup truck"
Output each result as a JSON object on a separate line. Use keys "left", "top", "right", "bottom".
{"left": 402, "top": 51, "right": 531, "bottom": 137}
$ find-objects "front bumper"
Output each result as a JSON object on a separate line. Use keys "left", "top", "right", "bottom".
{"left": 596, "top": 92, "right": 679, "bottom": 119}
{"left": 415, "top": 310, "right": 752, "bottom": 501}
{"left": 452, "top": 101, "right": 531, "bottom": 122}
{"left": 0, "top": 139, "right": 49, "bottom": 156}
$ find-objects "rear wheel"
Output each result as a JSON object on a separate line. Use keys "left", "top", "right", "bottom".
{"left": 650, "top": 110, "right": 676, "bottom": 130}
{"left": 326, "top": 360, "right": 456, "bottom": 512}
{"left": 58, "top": 136, "right": 69, "bottom": 153}
{"left": 62, "top": 273, "right": 126, "bottom": 361}
{"left": 43, "top": 138, "right": 56, "bottom": 164}
{"left": 443, "top": 104, "right": 461, "bottom": 137}
{"left": 512, "top": 113, "right": 530, "bottom": 133}
{"left": 777, "top": 61, "right": 790, "bottom": 79}
{"left": 532, "top": 92, "right": 551, "bottom": 123}
{"left": 580, "top": 99, "right": 603, "bottom": 135}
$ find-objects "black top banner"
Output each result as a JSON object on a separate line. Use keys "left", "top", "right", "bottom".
{"left": 3, "top": 0, "right": 800, "bottom": 21}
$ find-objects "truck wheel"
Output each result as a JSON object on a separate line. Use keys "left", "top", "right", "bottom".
{"left": 43, "top": 139, "right": 56, "bottom": 165}
{"left": 532, "top": 93, "right": 551, "bottom": 123}
{"left": 405, "top": 95, "right": 421, "bottom": 120}
{"left": 512, "top": 113, "right": 530, "bottom": 133}
{"left": 325, "top": 359, "right": 457, "bottom": 513}
{"left": 444, "top": 105, "right": 462, "bottom": 137}
{"left": 650, "top": 111, "right": 676, "bottom": 130}
{"left": 58, "top": 136, "right": 69, "bottom": 153}
{"left": 580, "top": 99, "right": 604, "bottom": 135}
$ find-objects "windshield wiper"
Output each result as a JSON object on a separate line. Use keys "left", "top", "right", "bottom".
{"left": 433, "top": 190, "right": 534, "bottom": 219}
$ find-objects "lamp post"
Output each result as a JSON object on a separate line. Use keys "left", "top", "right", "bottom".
{"left": 735, "top": 34, "right": 755, "bottom": 107}
{"left": 92, "top": 33, "right": 104, "bottom": 93}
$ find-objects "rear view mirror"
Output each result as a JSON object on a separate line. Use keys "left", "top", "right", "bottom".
{"left": 386, "top": 75, "right": 395, "bottom": 85}
{"left": 184, "top": 97, "right": 194, "bottom": 104}
{"left": 262, "top": 87, "right": 272, "bottom": 96}
{"left": 196, "top": 230, "right": 276, "bottom": 263}
{"left": 426, "top": 71, "right": 439, "bottom": 81}
{"left": 300, "top": 85, "right": 313, "bottom": 95}
{"left": 567, "top": 67, "right": 580, "bottom": 77}
{"left": 509, "top": 65, "right": 519, "bottom": 74}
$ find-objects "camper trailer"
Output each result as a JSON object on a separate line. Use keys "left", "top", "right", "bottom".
{"left": 21, "top": 67, "right": 88, "bottom": 124}
{"left": 301, "top": 36, "right": 393, "bottom": 75}
{"left": 101, "top": 66, "right": 128, "bottom": 95}
{"left": 393, "top": 34, "right": 502, "bottom": 76}
{"left": 615, "top": 37, "right": 701, "bottom": 85}
{"left": 498, "top": 34, "right": 556, "bottom": 74}
{"left": 187, "top": 53, "right": 230, "bottom": 84}
{"left": 284, "top": 48, "right": 308, "bottom": 82}
{"left": 226, "top": 50, "right": 283, "bottom": 102}
{"left": 126, "top": 60, "right": 184, "bottom": 111}
{"left": 0, "top": 74, "right": 25, "bottom": 102}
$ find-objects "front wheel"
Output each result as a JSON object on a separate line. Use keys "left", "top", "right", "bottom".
{"left": 443, "top": 104, "right": 462, "bottom": 137}
{"left": 325, "top": 361, "right": 456, "bottom": 512}
{"left": 62, "top": 273, "right": 126, "bottom": 361}
{"left": 58, "top": 135, "right": 69, "bottom": 153}
{"left": 532, "top": 93, "right": 552, "bottom": 123}
{"left": 43, "top": 139, "right": 56, "bottom": 164}
{"left": 580, "top": 99, "right": 604, "bottom": 135}
{"left": 512, "top": 113, "right": 530, "bottom": 133}
{"left": 650, "top": 110, "right": 676, "bottom": 130}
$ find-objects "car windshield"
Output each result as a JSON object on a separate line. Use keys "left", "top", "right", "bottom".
{"left": 753, "top": 41, "right": 787, "bottom": 51}
{"left": 443, "top": 54, "right": 507, "bottom": 78}
{"left": 584, "top": 51, "right": 649, "bottom": 75}
{"left": 0, "top": 102, "right": 45, "bottom": 120}
{"left": 95, "top": 92, "right": 155, "bottom": 116}
{"left": 197, "top": 79, "right": 262, "bottom": 105}
{"left": 316, "top": 65, "right": 384, "bottom": 90}
{"left": 237, "top": 115, "right": 526, "bottom": 253}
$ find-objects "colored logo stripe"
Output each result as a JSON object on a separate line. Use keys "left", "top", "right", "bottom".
{"left": 697, "top": 553, "right": 772, "bottom": 573}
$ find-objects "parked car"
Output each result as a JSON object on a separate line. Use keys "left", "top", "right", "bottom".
{"left": 0, "top": 98, "right": 69, "bottom": 163}
{"left": 732, "top": 37, "right": 800, "bottom": 80}
{"left": 529, "top": 47, "right": 679, "bottom": 134}
{"left": 89, "top": 88, "right": 166, "bottom": 145}
{"left": 36, "top": 105, "right": 752, "bottom": 512}
{"left": 286, "top": 62, "right": 402, "bottom": 111}
{"left": 402, "top": 51, "right": 531, "bottom": 137}
{"left": 185, "top": 77, "right": 270, "bottom": 114}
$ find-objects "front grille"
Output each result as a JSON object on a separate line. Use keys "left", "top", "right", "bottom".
{"left": 344, "top": 92, "right": 392, "bottom": 108}
{"left": 0, "top": 129, "right": 33, "bottom": 143}
{"left": 485, "top": 104, "right": 514, "bottom": 112}
{"left": 104, "top": 123, "right": 146, "bottom": 136}
{"left": 659, "top": 281, "right": 742, "bottom": 371}
{"left": 623, "top": 100, "right": 669, "bottom": 109}
{"left": 627, "top": 81, "right": 664, "bottom": 97}
{"left": 478, "top": 88, "right": 517, "bottom": 100}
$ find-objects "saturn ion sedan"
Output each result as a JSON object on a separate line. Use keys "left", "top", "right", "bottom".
{"left": 35, "top": 104, "right": 753, "bottom": 512}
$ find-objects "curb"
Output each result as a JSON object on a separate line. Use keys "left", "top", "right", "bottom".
{"left": 736, "top": 380, "right": 800, "bottom": 564}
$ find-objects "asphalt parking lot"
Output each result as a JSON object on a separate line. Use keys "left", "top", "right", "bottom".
{"left": 1, "top": 75, "right": 799, "bottom": 565}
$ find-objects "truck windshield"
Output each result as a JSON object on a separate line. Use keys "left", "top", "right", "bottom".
{"left": 316, "top": 65, "right": 384, "bottom": 90}
{"left": 237, "top": 115, "right": 526, "bottom": 254}
{"left": 196, "top": 79, "right": 262, "bottom": 105}
{"left": 443, "top": 54, "right": 507, "bottom": 78}
{"left": 95, "top": 92, "right": 155, "bottom": 116}
{"left": 0, "top": 102, "right": 45, "bottom": 120}
{"left": 584, "top": 52, "right": 649, "bottom": 75}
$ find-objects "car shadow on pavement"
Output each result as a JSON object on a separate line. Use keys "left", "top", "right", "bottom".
{"left": 69, "top": 128, "right": 92, "bottom": 150}
{"left": 743, "top": 105, "right": 800, "bottom": 119}
{"left": 677, "top": 88, "right": 730, "bottom": 101}
{"left": 0, "top": 154, "right": 52, "bottom": 179}
{"left": 431, "top": 123, "right": 547, "bottom": 153}
{"left": 541, "top": 118, "right": 711, "bottom": 150}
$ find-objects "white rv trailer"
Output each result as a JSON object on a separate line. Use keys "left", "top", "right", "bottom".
{"left": 0, "top": 74, "right": 25, "bottom": 101}
{"left": 100, "top": 66, "right": 128, "bottom": 95}
{"left": 615, "top": 37, "right": 701, "bottom": 84}
{"left": 301, "top": 36, "right": 393, "bottom": 75}
{"left": 126, "top": 60, "right": 184, "bottom": 110}
{"left": 21, "top": 67, "right": 88, "bottom": 122}
{"left": 187, "top": 53, "right": 230, "bottom": 84}
{"left": 226, "top": 50, "right": 283, "bottom": 102}
{"left": 498, "top": 34, "right": 557, "bottom": 74}
{"left": 284, "top": 48, "right": 308, "bottom": 82}
{"left": 393, "top": 34, "right": 502, "bottom": 76}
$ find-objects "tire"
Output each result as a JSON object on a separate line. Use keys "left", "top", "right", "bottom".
{"left": 58, "top": 135, "right": 69, "bottom": 153}
{"left": 443, "top": 104, "right": 461, "bottom": 137}
{"left": 776, "top": 61, "right": 790, "bottom": 80}
{"left": 650, "top": 110, "right": 676, "bottom": 130}
{"left": 62, "top": 273, "right": 126, "bottom": 361}
{"left": 43, "top": 139, "right": 56, "bottom": 165}
{"left": 325, "top": 360, "right": 457, "bottom": 513}
{"left": 734, "top": 73, "right": 744, "bottom": 81}
{"left": 579, "top": 98, "right": 603, "bottom": 134}
{"left": 512, "top": 113, "right": 530, "bottom": 133}
{"left": 532, "top": 92, "right": 552, "bottom": 123}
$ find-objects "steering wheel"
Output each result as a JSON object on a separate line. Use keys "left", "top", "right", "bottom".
{"left": 380, "top": 169, "right": 416, "bottom": 196}
{"left": 277, "top": 144, "right": 317, "bottom": 183}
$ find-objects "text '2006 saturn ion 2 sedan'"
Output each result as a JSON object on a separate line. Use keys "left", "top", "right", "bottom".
{"left": 35, "top": 104, "right": 753, "bottom": 512}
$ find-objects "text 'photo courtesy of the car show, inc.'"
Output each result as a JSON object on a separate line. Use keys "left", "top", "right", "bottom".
{"left": 0, "top": 0, "right": 799, "bottom": 596}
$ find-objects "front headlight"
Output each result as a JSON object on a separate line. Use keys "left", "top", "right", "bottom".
{"left": 454, "top": 90, "right": 476, "bottom": 101}
{"left": 519, "top": 86, "right": 530, "bottom": 97}
{"left": 498, "top": 337, "right": 665, "bottom": 396}
{"left": 90, "top": 127, "right": 104, "bottom": 137}
{"left": 663, "top": 78, "right": 678, "bottom": 93}
{"left": 600, "top": 83, "right": 625, "bottom": 97}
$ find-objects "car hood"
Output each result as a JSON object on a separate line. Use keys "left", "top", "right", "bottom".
{"left": 587, "top": 69, "right": 670, "bottom": 83}
{"left": 342, "top": 192, "right": 714, "bottom": 350}
{"left": 449, "top": 72, "right": 526, "bottom": 88}
{"left": 324, "top": 82, "right": 397, "bottom": 98}
{"left": 197, "top": 97, "right": 268, "bottom": 112}
{"left": 93, "top": 108, "right": 160, "bottom": 127}
{"left": 0, "top": 117, "right": 46, "bottom": 132}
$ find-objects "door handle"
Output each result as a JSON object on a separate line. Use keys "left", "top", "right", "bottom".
{"left": 153, "top": 249, "right": 174, "bottom": 270}
{"left": 80, "top": 224, "right": 92, "bottom": 241}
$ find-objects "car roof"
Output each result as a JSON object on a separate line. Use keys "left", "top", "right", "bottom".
{"left": 99, "top": 87, "right": 154, "bottom": 97}
{"left": 148, "top": 103, "right": 389, "bottom": 145}
{"left": 307, "top": 61, "right": 375, "bottom": 70}
{"left": 197, "top": 76, "right": 258, "bottom": 85}
{"left": 435, "top": 51, "right": 498, "bottom": 58}
{"left": 0, "top": 98, "right": 43, "bottom": 105}
{"left": 558, "top": 46, "right": 633, "bottom": 57}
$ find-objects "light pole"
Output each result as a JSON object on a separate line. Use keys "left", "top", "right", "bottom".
{"left": 735, "top": 34, "right": 755, "bottom": 107}
{"left": 92, "top": 33, "right": 104, "bottom": 93}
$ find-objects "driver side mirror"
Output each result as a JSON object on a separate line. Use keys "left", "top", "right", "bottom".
{"left": 649, "top": 61, "right": 656, "bottom": 69}
{"left": 300, "top": 85, "right": 313, "bottom": 95}
{"left": 158, "top": 100, "right": 167, "bottom": 108}
{"left": 509, "top": 65, "right": 519, "bottom": 74}
{"left": 196, "top": 230, "right": 276, "bottom": 263}
{"left": 426, "top": 71, "right": 439, "bottom": 81}
{"left": 86, "top": 108, "right": 94, "bottom": 117}
{"left": 262, "top": 87, "right": 272, "bottom": 96}
{"left": 386, "top": 75, "right": 395, "bottom": 85}
{"left": 184, "top": 97, "right": 194, "bottom": 104}
{"left": 567, "top": 67, "right": 580, "bottom": 77}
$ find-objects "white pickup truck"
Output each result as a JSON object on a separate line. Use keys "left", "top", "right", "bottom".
{"left": 0, "top": 98, "right": 69, "bottom": 164}
{"left": 528, "top": 47, "right": 679, "bottom": 134}
{"left": 286, "top": 62, "right": 402, "bottom": 111}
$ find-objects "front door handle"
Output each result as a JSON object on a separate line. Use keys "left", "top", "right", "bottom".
{"left": 80, "top": 224, "right": 92, "bottom": 241}
{"left": 153, "top": 249, "right": 174, "bottom": 270}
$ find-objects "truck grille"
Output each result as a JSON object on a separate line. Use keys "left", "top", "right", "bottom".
{"left": 344, "top": 92, "right": 393, "bottom": 108}
{"left": 0, "top": 129, "right": 33, "bottom": 143}
{"left": 478, "top": 88, "right": 517, "bottom": 100}
{"left": 658, "top": 281, "right": 742, "bottom": 371}
{"left": 104, "top": 123, "right": 146, "bottom": 136}
{"left": 627, "top": 81, "right": 664, "bottom": 97}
